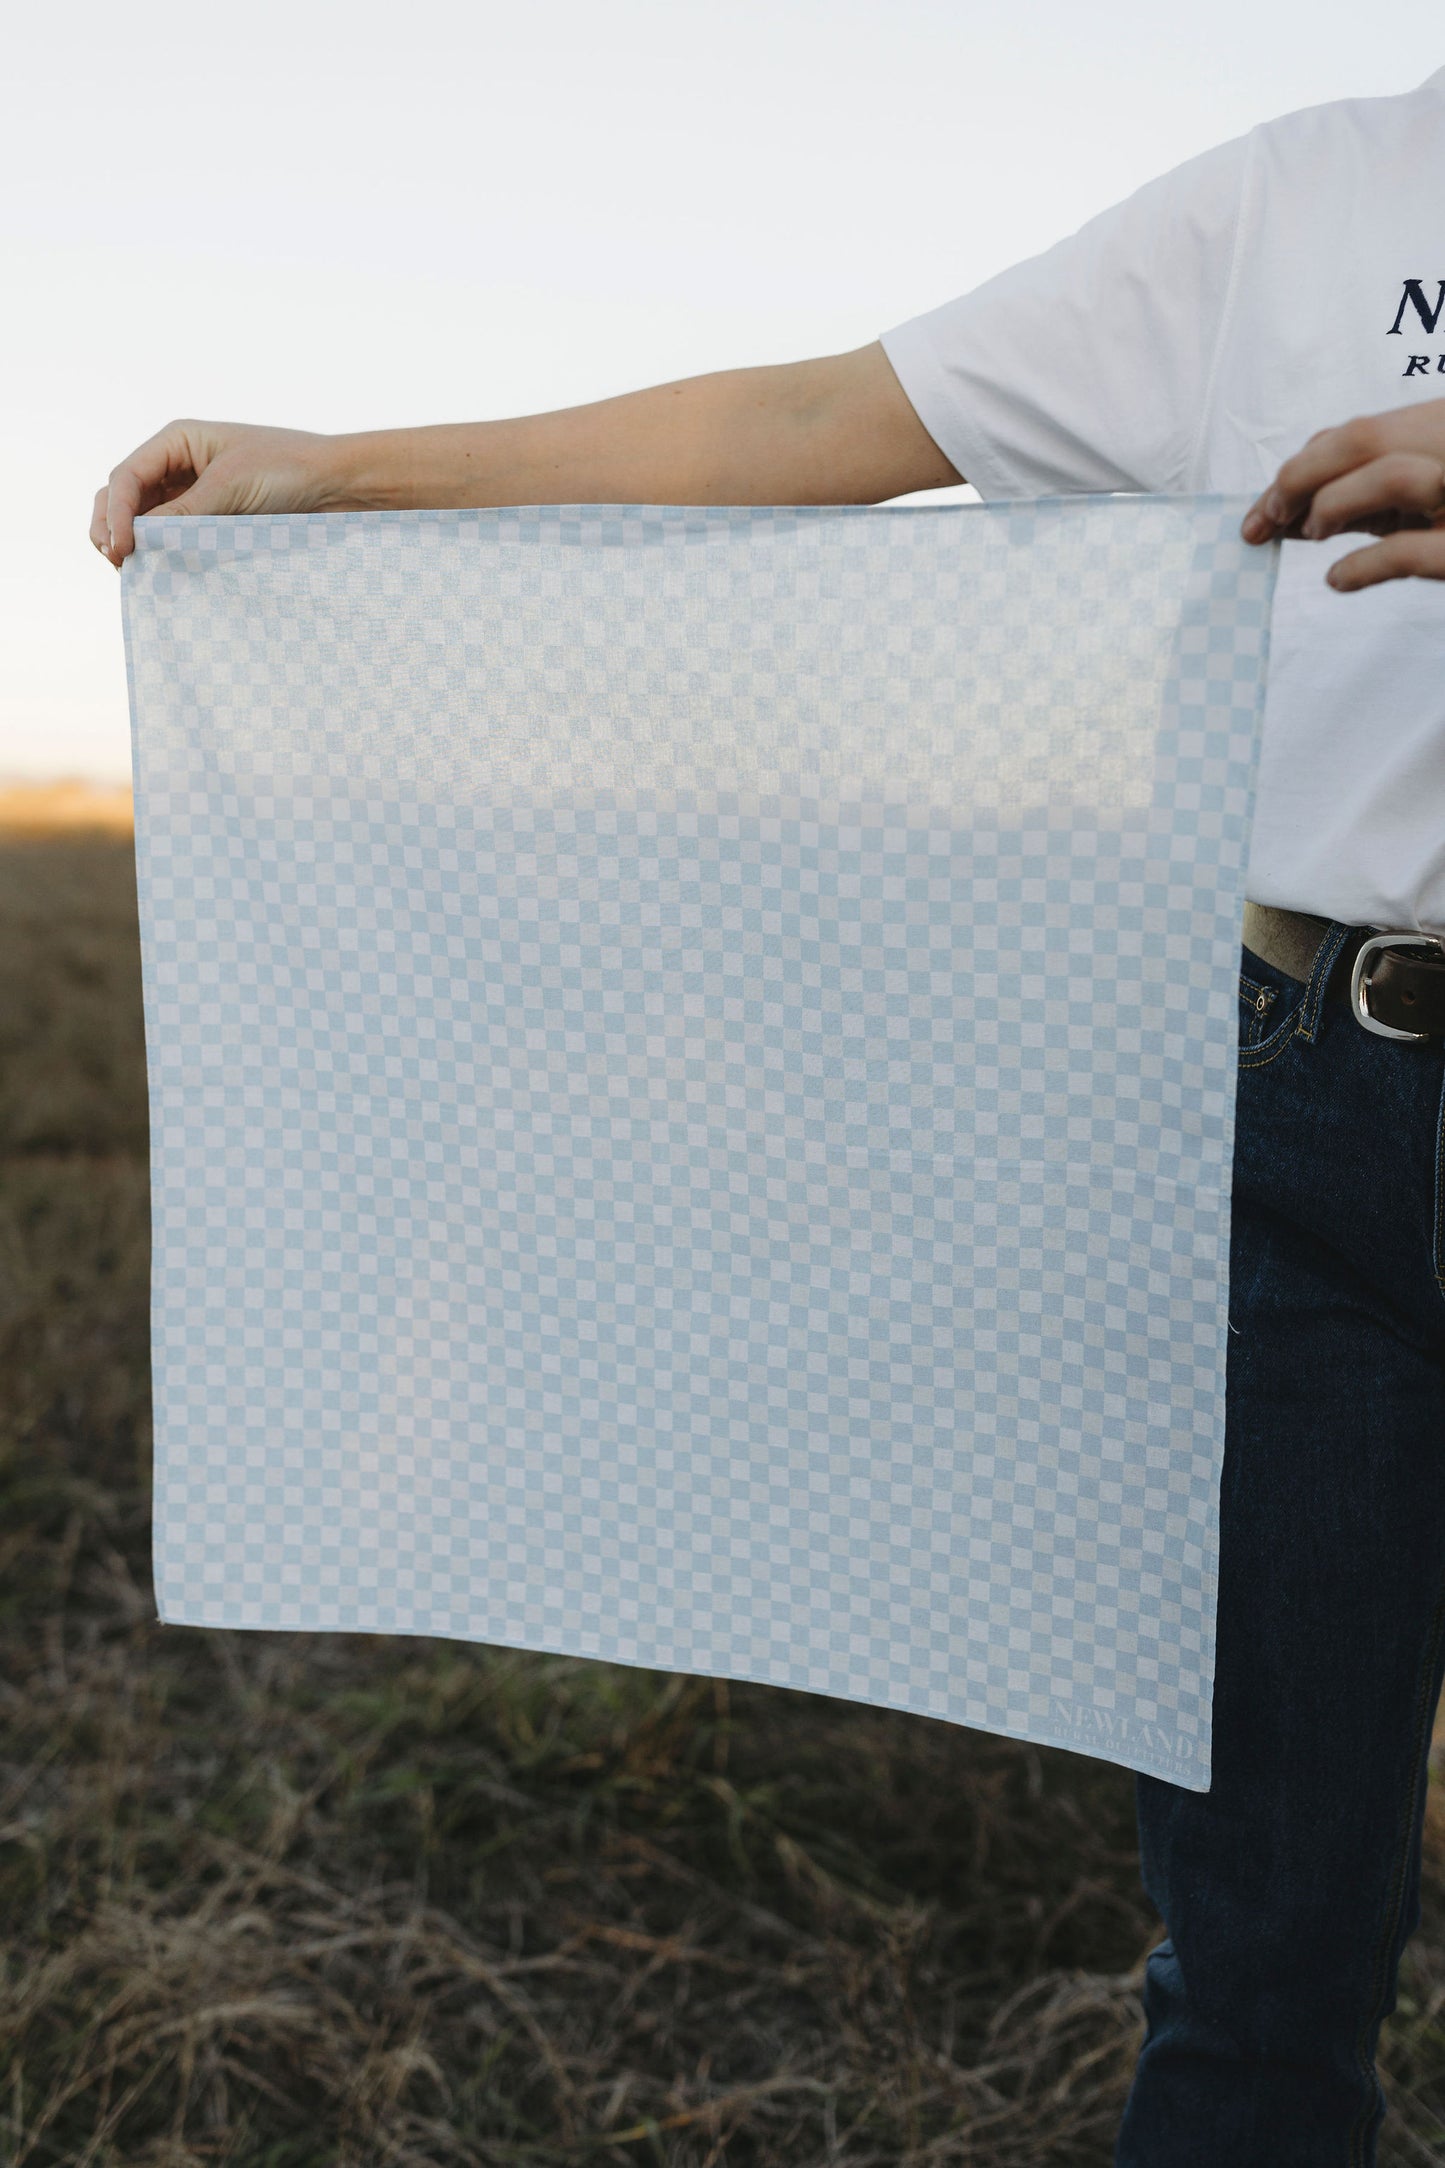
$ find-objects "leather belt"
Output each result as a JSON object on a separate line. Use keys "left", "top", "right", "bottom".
{"left": 1241, "top": 902, "right": 1445, "bottom": 1043}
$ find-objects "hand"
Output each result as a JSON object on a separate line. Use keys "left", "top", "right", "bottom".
{"left": 1241, "top": 400, "right": 1445, "bottom": 590}
{"left": 90, "top": 419, "right": 338, "bottom": 568}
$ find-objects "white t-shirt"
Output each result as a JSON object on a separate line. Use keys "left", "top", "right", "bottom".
{"left": 881, "top": 65, "right": 1445, "bottom": 934}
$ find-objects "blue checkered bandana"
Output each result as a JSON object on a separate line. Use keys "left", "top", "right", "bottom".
{"left": 122, "top": 497, "right": 1277, "bottom": 1790}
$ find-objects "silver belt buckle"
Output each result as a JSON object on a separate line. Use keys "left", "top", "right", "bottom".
{"left": 1350, "top": 931, "right": 1444, "bottom": 1042}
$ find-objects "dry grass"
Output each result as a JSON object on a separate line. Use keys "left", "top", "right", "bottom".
{"left": 1, "top": 837, "right": 1443, "bottom": 2166}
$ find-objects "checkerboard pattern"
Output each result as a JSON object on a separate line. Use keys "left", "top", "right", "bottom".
{"left": 122, "top": 498, "right": 1276, "bottom": 1790}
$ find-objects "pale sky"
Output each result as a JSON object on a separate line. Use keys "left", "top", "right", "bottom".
{"left": 4, "top": 0, "right": 1442, "bottom": 781}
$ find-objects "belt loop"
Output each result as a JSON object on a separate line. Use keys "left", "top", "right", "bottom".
{"left": 1297, "top": 921, "right": 1354, "bottom": 1044}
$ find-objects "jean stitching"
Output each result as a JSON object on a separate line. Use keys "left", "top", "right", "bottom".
{"left": 1238, "top": 977, "right": 1277, "bottom": 1052}
{"left": 1238, "top": 1012, "right": 1307, "bottom": 1070}
{"left": 1236, "top": 924, "right": 1350, "bottom": 1070}
{"left": 1298, "top": 922, "right": 1354, "bottom": 1046}
{"left": 1432, "top": 1057, "right": 1445, "bottom": 1302}
{"left": 1346, "top": 1586, "right": 1445, "bottom": 2164}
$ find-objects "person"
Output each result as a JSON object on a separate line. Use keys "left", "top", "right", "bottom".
{"left": 91, "top": 62, "right": 1445, "bottom": 2167}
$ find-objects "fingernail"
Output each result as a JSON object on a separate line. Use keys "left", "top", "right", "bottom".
{"left": 1264, "top": 492, "right": 1284, "bottom": 523}
{"left": 1241, "top": 511, "right": 1266, "bottom": 541}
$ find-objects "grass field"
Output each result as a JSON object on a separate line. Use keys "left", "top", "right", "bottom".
{"left": 3, "top": 836, "right": 1445, "bottom": 2165}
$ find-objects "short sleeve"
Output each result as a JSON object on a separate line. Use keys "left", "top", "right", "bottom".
{"left": 879, "top": 132, "right": 1253, "bottom": 500}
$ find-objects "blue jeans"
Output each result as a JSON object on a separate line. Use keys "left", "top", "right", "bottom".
{"left": 1115, "top": 924, "right": 1445, "bottom": 2165}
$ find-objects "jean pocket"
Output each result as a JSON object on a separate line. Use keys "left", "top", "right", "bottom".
{"left": 1237, "top": 946, "right": 1309, "bottom": 1067}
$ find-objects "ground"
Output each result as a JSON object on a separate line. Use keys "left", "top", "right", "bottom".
{"left": 2, "top": 832, "right": 1443, "bottom": 2165}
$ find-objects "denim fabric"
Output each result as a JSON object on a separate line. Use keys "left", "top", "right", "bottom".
{"left": 1117, "top": 924, "right": 1445, "bottom": 2165}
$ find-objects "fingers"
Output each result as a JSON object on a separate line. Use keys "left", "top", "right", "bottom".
{"left": 1297, "top": 452, "right": 1445, "bottom": 540}
{"left": 1326, "top": 528, "right": 1445, "bottom": 591}
{"left": 93, "top": 419, "right": 207, "bottom": 566}
{"left": 1243, "top": 397, "right": 1445, "bottom": 545}
{"left": 1241, "top": 416, "right": 1389, "bottom": 542}
{"left": 89, "top": 486, "right": 115, "bottom": 566}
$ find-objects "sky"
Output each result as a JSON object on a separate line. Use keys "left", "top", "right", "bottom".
{"left": 4, "top": 1, "right": 1443, "bottom": 782}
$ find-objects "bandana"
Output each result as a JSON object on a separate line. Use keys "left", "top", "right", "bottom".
{"left": 122, "top": 496, "right": 1275, "bottom": 1789}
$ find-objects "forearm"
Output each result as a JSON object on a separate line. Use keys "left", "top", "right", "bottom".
{"left": 322, "top": 345, "right": 959, "bottom": 513}
{"left": 93, "top": 343, "right": 959, "bottom": 563}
